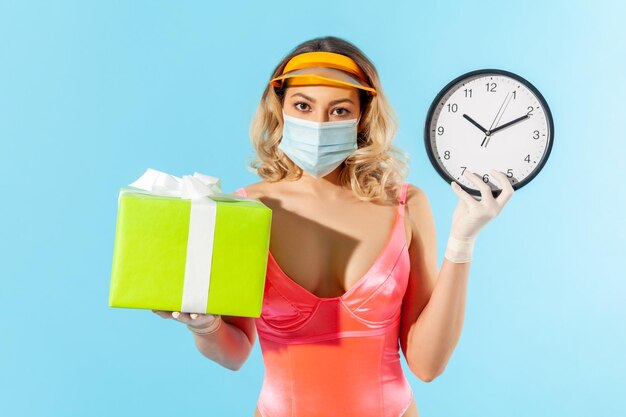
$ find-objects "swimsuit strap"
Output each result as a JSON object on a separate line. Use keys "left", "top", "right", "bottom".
{"left": 399, "top": 181, "right": 409, "bottom": 206}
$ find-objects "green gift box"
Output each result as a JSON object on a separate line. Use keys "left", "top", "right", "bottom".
{"left": 109, "top": 168, "right": 272, "bottom": 317}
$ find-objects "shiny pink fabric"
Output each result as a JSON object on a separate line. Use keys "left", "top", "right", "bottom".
{"left": 233, "top": 183, "right": 413, "bottom": 417}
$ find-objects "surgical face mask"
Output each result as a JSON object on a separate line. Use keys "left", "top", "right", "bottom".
{"left": 278, "top": 110, "right": 359, "bottom": 179}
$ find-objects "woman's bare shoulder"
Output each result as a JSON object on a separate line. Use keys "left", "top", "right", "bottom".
{"left": 404, "top": 182, "right": 429, "bottom": 204}
{"left": 238, "top": 180, "right": 275, "bottom": 200}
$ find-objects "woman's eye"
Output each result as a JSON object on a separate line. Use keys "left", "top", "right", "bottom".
{"left": 333, "top": 108, "right": 351, "bottom": 116}
{"left": 294, "top": 102, "right": 310, "bottom": 111}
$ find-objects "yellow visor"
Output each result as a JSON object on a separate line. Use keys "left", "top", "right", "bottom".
{"left": 270, "top": 66, "right": 377, "bottom": 96}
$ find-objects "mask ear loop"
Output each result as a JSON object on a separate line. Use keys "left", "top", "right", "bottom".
{"left": 356, "top": 114, "right": 366, "bottom": 145}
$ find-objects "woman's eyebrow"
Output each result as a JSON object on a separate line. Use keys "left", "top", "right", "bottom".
{"left": 290, "top": 92, "right": 354, "bottom": 105}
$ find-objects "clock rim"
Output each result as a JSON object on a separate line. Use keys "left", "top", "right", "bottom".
{"left": 422, "top": 68, "right": 554, "bottom": 197}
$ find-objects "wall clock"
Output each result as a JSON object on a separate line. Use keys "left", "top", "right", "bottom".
{"left": 424, "top": 68, "right": 553, "bottom": 197}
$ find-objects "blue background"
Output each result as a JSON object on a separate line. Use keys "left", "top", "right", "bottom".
{"left": 1, "top": 1, "right": 624, "bottom": 416}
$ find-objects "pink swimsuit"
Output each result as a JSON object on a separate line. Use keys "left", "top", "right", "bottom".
{"left": 233, "top": 183, "right": 413, "bottom": 417}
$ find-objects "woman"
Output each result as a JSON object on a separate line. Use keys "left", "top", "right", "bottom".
{"left": 153, "top": 36, "right": 514, "bottom": 417}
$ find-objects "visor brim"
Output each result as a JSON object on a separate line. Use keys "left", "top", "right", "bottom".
{"left": 270, "top": 67, "right": 376, "bottom": 96}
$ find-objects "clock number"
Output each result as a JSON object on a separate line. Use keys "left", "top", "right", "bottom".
{"left": 437, "top": 126, "right": 444, "bottom": 135}
{"left": 527, "top": 106, "right": 534, "bottom": 116}
{"left": 464, "top": 88, "right": 473, "bottom": 98}
{"left": 446, "top": 103, "right": 458, "bottom": 113}
{"left": 533, "top": 130, "right": 540, "bottom": 139}
{"left": 512, "top": 91, "right": 516, "bottom": 99}
{"left": 460, "top": 166, "right": 467, "bottom": 175}
{"left": 482, "top": 174, "right": 489, "bottom": 183}
{"left": 486, "top": 82, "right": 497, "bottom": 92}
{"left": 444, "top": 150, "right": 451, "bottom": 160}
{"left": 507, "top": 169, "right": 513, "bottom": 178}
{"left": 524, "top": 154, "right": 531, "bottom": 163}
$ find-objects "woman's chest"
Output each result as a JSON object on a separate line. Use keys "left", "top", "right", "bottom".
{"left": 267, "top": 200, "right": 411, "bottom": 299}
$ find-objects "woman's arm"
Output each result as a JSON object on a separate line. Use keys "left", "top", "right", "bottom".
{"left": 190, "top": 315, "right": 257, "bottom": 371}
{"left": 402, "top": 246, "right": 471, "bottom": 381}
{"left": 399, "top": 185, "right": 467, "bottom": 382}
{"left": 400, "top": 172, "right": 513, "bottom": 381}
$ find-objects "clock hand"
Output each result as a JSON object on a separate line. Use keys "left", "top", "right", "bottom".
{"left": 482, "top": 91, "right": 513, "bottom": 148}
{"left": 489, "top": 114, "right": 530, "bottom": 135}
{"left": 488, "top": 92, "right": 513, "bottom": 133}
{"left": 463, "top": 114, "right": 488, "bottom": 134}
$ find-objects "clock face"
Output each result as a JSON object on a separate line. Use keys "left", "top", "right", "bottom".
{"left": 424, "top": 69, "right": 553, "bottom": 197}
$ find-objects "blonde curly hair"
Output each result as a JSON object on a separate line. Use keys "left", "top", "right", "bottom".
{"left": 246, "top": 36, "right": 410, "bottom": 204}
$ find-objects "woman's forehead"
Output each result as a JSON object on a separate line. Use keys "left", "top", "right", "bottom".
{"left": 284, "top": 84, "right": 360, "bottom": 102}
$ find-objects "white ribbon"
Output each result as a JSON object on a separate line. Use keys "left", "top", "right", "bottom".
{"left": 120, "top": 168, "right": 251, "bottom": 313}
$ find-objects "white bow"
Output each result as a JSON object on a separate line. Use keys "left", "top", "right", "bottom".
{"left": 125, "top": 168, "right": 248, "bottom": 201}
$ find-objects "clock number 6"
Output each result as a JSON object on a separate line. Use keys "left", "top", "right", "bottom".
{"left": 460, "top": 168, "right": 513, "bottom": 182}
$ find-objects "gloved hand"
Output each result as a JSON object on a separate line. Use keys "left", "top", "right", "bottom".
{"left": 152, "top": 310, "right": 223, "bottom": 335}
{"left": 446, "top": 169, "right": 514, "bottom": 263}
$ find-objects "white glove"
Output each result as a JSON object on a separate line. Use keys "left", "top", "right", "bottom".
{"left": 445, "top": 169, "right": 514, "bottom": 263}
{"left": 152, "top": 310, "right": 223, "bottom": 335}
